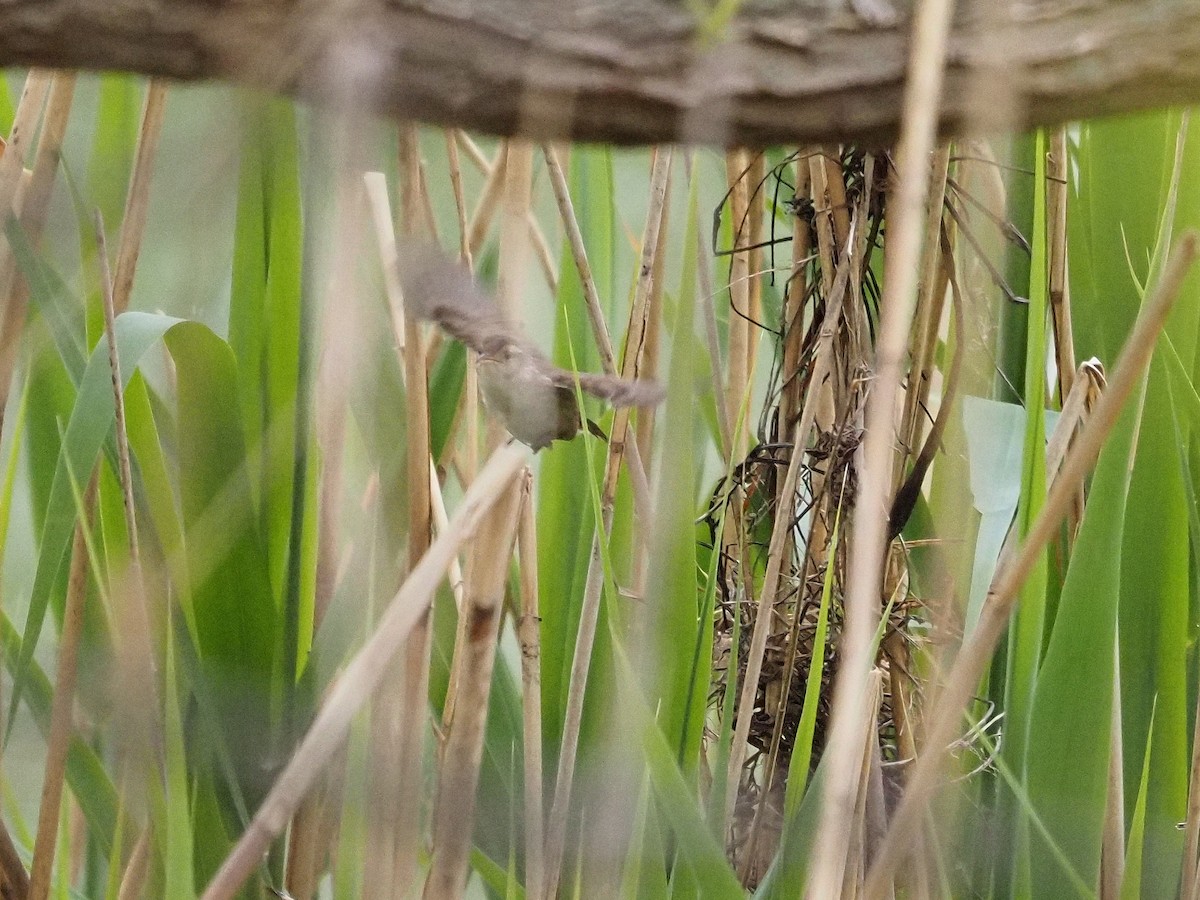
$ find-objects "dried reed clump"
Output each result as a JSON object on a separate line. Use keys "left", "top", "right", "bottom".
{"left": 705, "top": 147, "right": 928, "bottom": 882}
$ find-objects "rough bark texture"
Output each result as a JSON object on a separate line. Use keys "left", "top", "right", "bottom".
{"left": 2, "top": 0, "right": 1199, "bottom": 145}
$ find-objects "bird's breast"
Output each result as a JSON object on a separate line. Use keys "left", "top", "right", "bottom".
{"left": 477, "top": 358, "right": 580, "bottom": 450}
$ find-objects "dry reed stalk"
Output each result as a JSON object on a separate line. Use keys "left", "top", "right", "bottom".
{"left": 540, "top": 143, "right": 654, "bottom": 514}
{"left": 1181, "top": 633, "right": 1200, "bottom": 899}
{"left": 311, "top": 390, "right": 346, "bottom": 636}
{"left": 808, "top": 150, "right": 839, "bottom": 298}
{"left": 529, "top": 209, "right": 558, "bottom": 296}
{"left": 364, "top": 171, "right": 408, "bottom": 343}
{"left": 456, "top": 132, "right": 555, "bottom": 291}
{"left": 542, "top": 146, "right": 672, "bottom": 900}
{"left": 0, "top": 73, "right": 50, "bottom": 351}
{"left": 199, "top": 441, "right": 529, "bottom": 900}
{"left": 455, "top": 131, "right": 490, "bottom": 171}
{"left": 695, "top": 173, "right": 733, "bottom": 459}
{"left": 284, "top": 791, "right": 324, "bottom": 900}
{"left": 446, "top": 130, "right": 480, "bottom": 482}
{"left": 428, "top": 463, "right": 466, "bottom": 608}
{"left": 631, "top": 166, "right": 670, "bottom": 588}
{"left": 0, "top": 72, "right": 51, "bottom": 361}
{"left": 724, "top": 150, "right": 752, "bottom": 455}
{"left": 1047, "top": 127, "right": 1075, "bottom": 402}
{"left": 445, "top": 130, "right": 472, "bottom": 266}
{"left": 96, "top": 213, "right": 160, "bottom": 769}
{"left": 984, "top": 360, "right": 1104, "bottom": 591}
{"left": 117, "top": 829, "right": 150, "bottom": 900}
{"left": 0, "top": 72, "right": 74, "bottom": 422}
{"left": 883, "top": 630, "right": 925, "bottom": 895}
{"left": 443, "top": 137, "right": 534, "bottom": 731}
{"left": 745, "top": 153, "right": 765, "bottom": 381}
{"left": 468, "top": 143, "right": 508, "bottom": 259}
{"left": 865, "top": 232, "right": 1200, "bottom": 899}
{"left": 0, "top": 817, "right": 27, "bottom": 899}
{"left": 364, "top": 172, "right": 469, "bottom": 613}
{"left": 28, "top": 470, "right": 98, "bottom": 900}
{"left": 723, "top": 218, "right": 860, "bottom": 846}
{"left": 111, "top": 81, "right": 167, "bottom": 314}
{"left": 423, "top": 478, "right": 524, "bottom": 898}
{"left": 842, "top": 669, "right": 885, "bottom": 900}
{"left": 780, "top": 152, "right": 812, "bottom": 440}
{"left": 0, "top": 71, "right": 48, "bottom": 200}
{"left": 515, "top": 471, "right": 545, "bottom": 900}
{"left": 807, "top": 0, "right": 956, "bottom": 887}
{"left": 542, "top": 145, "right": 614, "bottom": 373}
{"left": 822, "top": 149, "right": 853, "bottom": 249}
{"left": 899, "top": 144, "right": 952, "bottom": 471}
{"left": 392, "top": 122, "right": 435, "bottom": 899}
{"left": 3, "top": 72, "right": 73, "bottom": 276}
{"left": 497, "top": 139, "right": 534, "bottom": 323}
{"left": 363, "top": 128, "right": 435, "bottom": 900}
{"left": 715, "top": 152, "right": 759, "bottom": 788}
{"left": 361, "top": 162, "right": 411, "bottom": 900}
{"left": 805, "top": 152, "right": 840, "bottom": 434}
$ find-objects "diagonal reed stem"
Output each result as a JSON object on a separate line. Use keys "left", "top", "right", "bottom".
{"left": 864, "top": 231, "right": 1199, "bottom": 900}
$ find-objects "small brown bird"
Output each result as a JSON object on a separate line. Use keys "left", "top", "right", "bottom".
{"left": 397, "top": 243, "right": 665, "bottom": 451}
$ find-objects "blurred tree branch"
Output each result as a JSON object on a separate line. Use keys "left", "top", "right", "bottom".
{"left": 5, "top": 0, "right": 1200, "bottom": 144}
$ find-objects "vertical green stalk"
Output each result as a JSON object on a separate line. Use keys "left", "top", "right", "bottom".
{"left": 997, "top": 129, "right": 1050, "bottom": 897}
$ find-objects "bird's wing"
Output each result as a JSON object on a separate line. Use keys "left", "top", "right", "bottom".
{"left": 397, "top": 242, "right": 665, "bottom": 409}
{"left": 548, "top": 368, "right": 666, "bottom": 408}
{"left": 396, "top": 241, "right": 523, "bottom": 355}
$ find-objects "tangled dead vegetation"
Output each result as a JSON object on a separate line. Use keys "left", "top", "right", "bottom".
{"left": 705, "top": 145, "right": 1025, "bottom": 883}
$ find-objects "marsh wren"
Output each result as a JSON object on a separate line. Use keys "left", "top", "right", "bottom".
{"left": 397, "top": 243, "right": 664, "bottom": 451}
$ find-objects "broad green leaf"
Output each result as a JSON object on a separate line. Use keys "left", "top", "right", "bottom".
{"left": 10, "top": 312, "right": 183, "bottom": 732}
{"left": 1121, "top": 711, "right": 1155, "bottom": 900}
{"left": 87, "top": 75, "right": 140, "bottom": 230}
{"left": 160, "top": 610, "right": 196, "bottom": 899}
{"left": 0, "top": 610, "right": 119, "bottom": 854}
{"left": 1025, "top": 388, "right": 1141, "bottom": 897}
{"left": 1070, "top": 111, "right": 1198, "bottom": 897}
{"left": 166, "top": 321, "right": 278, "bottom": 806}
{"left": 537, "top": 145, "right": 614, "bottom": 754}
{"left": 998, "top": 129, "right": 1050, "bottom": 897}
{"left": 612, "top": 643, "right": 743, "bottom": 899}
{"left": 647, "top": 167, "right": 705, "bottom": 768}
